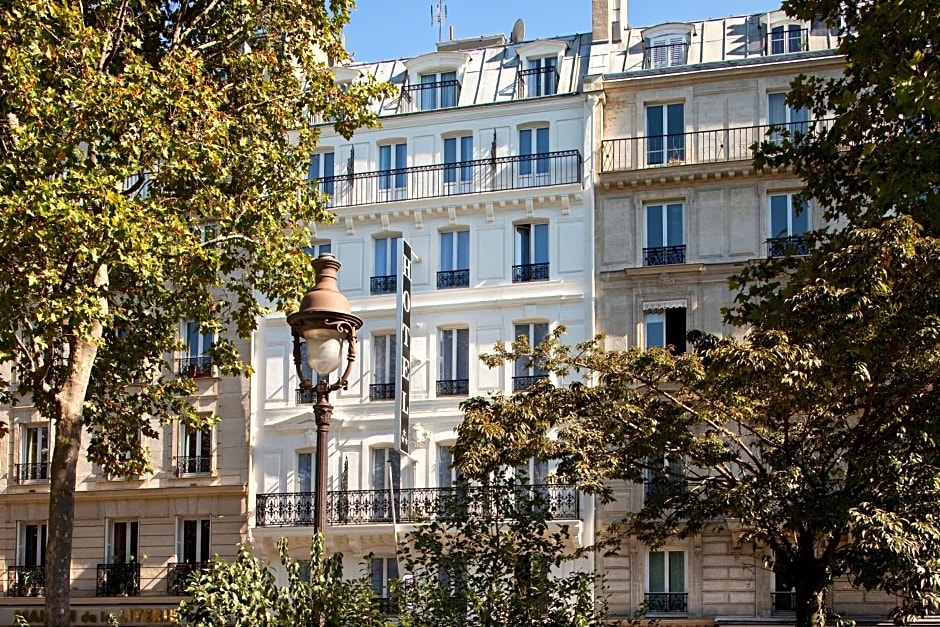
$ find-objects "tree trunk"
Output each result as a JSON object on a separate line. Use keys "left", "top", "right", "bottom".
{"left": 794, "top": 575, "right": 828, "bottom": 627}
{"left": 46, "top": 266, "right": 107, "bottom": 627}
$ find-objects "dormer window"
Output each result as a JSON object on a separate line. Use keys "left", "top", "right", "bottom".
{"left": 642, "top": 24, "right": 693, "bottom": 69}
{"left": 768, "top": 23, "right": 807, "bottom": 54}
{"left": 402, "top": 51, "right": 469, "bottom": 114}
{"left": 521, "top": 57, "right": 558, "bottom": 98}
{"left": 418, "top": 71, "right": 459, "bottom": 110}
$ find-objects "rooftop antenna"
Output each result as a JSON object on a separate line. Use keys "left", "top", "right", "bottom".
{"left": 432, "top": 0, "right": 448, "bottom": 42}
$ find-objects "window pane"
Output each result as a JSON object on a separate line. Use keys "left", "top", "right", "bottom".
{"left": 395, "top": 144, "right": 407, "bottom": 188}
{"left": 669, "top": 551, "right": 685, "bottom": 592}
{"left": 666, "top": 104, "right": 685, "bottom": 160}
{"left": 440, "top": 232, "right": 454, "bottom": 271}
{"left": 519, "top": 129, "right": 533, "bottom": 175}
{"left": 199, "top": 520, "right": 210, "bottom": 561}
{"left": 389, "top": 237, "right": 399, "bottom": 276}
{"left": 666, "top": 204, "right": 684, "bottom": 246}
{"left": 438, "top": 446, "right": 454, "bottom": 488}
{"left": 792, "top": 197, "right": 810, "bottom": 234}
{"left": 420, "top": 74, "right": 437, "bottom": 110}
{"left": 444, "top": 138, "right": 457, "bottom": 184}
{"left": 440, "top": 329, "right": 454, "bottom": 379}
{"left": 456, "top": 230, "right": 469, "bottom": 269}
{"left": 441, "top": 72, "right": 457, "bottom": 107}
{"left": 646, "top": 106, "right": 664, "bottom": 164}
{"left": 460, "top": 136, "right": 473, "bottom": 181}
{"left": 533, "top": 223, "right": 549, "bottom": 264}
{"left": 456, "top": 329, "right": 469, "bottom": 379}
{"left": 298, "top": 453, "right": 312, "bottom": 493}
{"left": 768, "top": 93, "right": 787, "bottom": 126}
{"left": 374, "top": 335, "right": 387, "bottom": 382}
{"left": 536, "top": 127, "right": 550, "bottom": 174}
{"left": 646, "top": 315, "right": 665, "bottom": 348}
{"left": 515, "top": 225, "right": 531, "bottom": 265}
{"left": 309, "top": 153, "right": 320, "bottom": 181}
{"left": 370, "top": 558, "right": 384, "bottom": 595}
{"left": 649, "top": 552, "right": 665, "bottom": 592}
{"left": 375, "top": 238, "right": 388, "bottom": 275}
{"left": 646, "top": 205, "right": 664, "bottom": 247}
{"left": 770, "top": 195, "right": 790, "bottom": 237}
{"left": 372, "top": 448, "right": 386, "bottom": 489}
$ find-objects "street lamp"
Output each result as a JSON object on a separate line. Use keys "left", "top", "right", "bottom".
{"left": 286, "top": 253, "right": 363, "bottom": 534}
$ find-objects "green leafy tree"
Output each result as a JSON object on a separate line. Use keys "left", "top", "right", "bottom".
{"left": 396, "top": 475, "right": 603, "bottom": 627}
{"left": 0, "top": 1, "right": 390, "bottom": 623}
{"left": 177, "top": 535, "right": 391, "bottom": 627}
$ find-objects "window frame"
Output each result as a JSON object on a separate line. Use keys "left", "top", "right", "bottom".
{"left": 176, "top": 518, "right": 211, "bottom": 564}
{"left": 524, "top": 56, "right": 558, "bottom": 98}
{"left": 513, "top": 322, "right": 550, "bottom": 386}
{"left": 419, "top": 71, "right": 459, "bottom": 110}
{"left": 105, "top": 519, "right": 140, "bottom": 565}
{"left": 309, "top": 151, "right": 335, "bottom": 196}
{"left": 438, "top": 328, "right": 470, "bottom": 396}
{"left": 443, "top": 134, "right": 474, "bottom": 189}
{"left": 19, "top": 423, "right": 49, "bottom": 482}
{"left": 370, "top": 556, "right": 400, "bottom": 600}
{"left": 768, "top": 192, "right": 810, "bottom": 239}
{"left": 378, "top": 142, "right": 408, "bottom": 194}
{"left": 518, "top": 126, "right": 550, "bottom": 181}
{"left": 647, "top": 33, "right": 689, "bottom": 68}
{"left": 177, "top": 420, "right": 213, "bottom": 476}
{"left": 17, "top": 521, "right": 47, "bottom": 567}
{"left": 372, "top": 332, "right": 398, "bottom": 386}
{"left": 644, "top": 307, "right": 687, "bottom": 354}
{"left": 646, "top": 549, "right": 687, "bottom": 594}
{"left": 645, "top": 102, "right": 685, "bottom": 166}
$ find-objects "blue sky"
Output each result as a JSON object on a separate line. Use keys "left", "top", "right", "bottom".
{"left": 344, "top": 0, "right": 785, "bottom": 62}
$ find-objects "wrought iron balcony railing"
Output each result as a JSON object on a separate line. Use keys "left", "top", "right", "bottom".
{"left": 437, "top": 379, "right": 469, "bottom": 397}
{"left": 512, "top": 262, "right": 549, "bottom": 283}
{"left": 167, "top": 562, "right": 210, "bottom": 596}
{"left": 644, "top": 245, "right": 687, "bottom": 266}
{"left": 315, "top": 150, "right": 581, "bottom": 209}
{"left": 13, "top": 462, "right": 49, "bottom": 483}
{"left": 255, "top": 484, "right": 580, "bottom": 527}
{"left": 772, "top": 591, "right": 796, "bottom": 612}
{"left": 96, "top": 563, "right": 140, "bottom": 597}
{"left": 437, "top": 269, "right": 470, "bottom": 289}
{"left": 601, "top": 120, "right": 832, "bottom": 173}
{"left": 767, "top": 235, "right": 810, "bottom": 258}
{"left": 400, "top": 79, "right": 460, "bottom": 111}
{"left": 645, "top": 592, "right": 688, "bottom": 613}
{"left": 766, "top": 28, "right": 809, "bottom": 55}
{"left": 512, "top": 374, "right": 549, "bottom": 393}
{"left": 370, "top": 383, "right": 396, "bottom": 401}
{"left": 176, "top": 355, "right": 213, "bottom": 379}
{"left": 516, "top": 66, "right": 559, "bottom": 98}
{"left": 370, "top": 275, "right": 397, "bottom": 295}
{"left": 7, "top": 565, "right": 44, "bottom": 597}
{"left": 176, "top": 456, "right": 212, "bottom": 476}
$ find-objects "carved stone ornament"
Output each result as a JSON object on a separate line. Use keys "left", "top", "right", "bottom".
{"left": 410, "top": 423, "right": 430, "bottom": 449}
{"left": 304, "top": 428, "right": 317, "bottom": 448}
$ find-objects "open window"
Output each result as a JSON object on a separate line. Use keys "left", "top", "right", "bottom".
{"left": 643, "top": 301, "right": 687, "bottom": 354}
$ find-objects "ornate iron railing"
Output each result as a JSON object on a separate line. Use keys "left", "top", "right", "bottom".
{"left": 772, "top": 591, "right": 796, "bottom": 612}
{"left": 644, "top": 245, "right": 687, "bottom": 266}
{"left": 436, "top": 379, "right": 469, "bottom": 397}
{"left": 400, "top": 79, "right": 460, "bottom": 111}
{"left": 96, "top": 563, "right": 140, "bottom": 597}
{"left": 316, "top": 150, "right": 581, "bottom": 209}
{"left": 437, "top": 269, "right": 470, "bottom": 289}
{"left": 516, "top": 66, "right": 559, "bottom": 98}
{"left": 601, "top": 120, "right": 832, "bottom": 173}
{"left": 370, "top": 275, "right": 397, "bottom": 295}
{"left": 513, "top": 375, "right": 549, "bottom": 393}
{"left": 512, "top": 262, "right": 549, "bottom": 283}
{"left": 167, "top": 562, "right": 209, "bottom": 596}
{"left": 176, "top": 456, "right": 211, "bottom": 476}
{"left": 767, "top": 235, "right": 810, "bottom": 258}
{"left": 176, "top": 355, "right": 213, "bottom": 379}
{"left": 645, "top": 592, "right": 688, "bottom": 613}
{"left": 7, "top": 565, "right": 44, "bottom": 597}
{"left": 369, "top": 383, "right": 396, "bottom": 401}
{"left": 13, "top": 462, "right": 48, "bottom": 483}
{"left": 255, "top": 484, "right": 580, "bottom": 527}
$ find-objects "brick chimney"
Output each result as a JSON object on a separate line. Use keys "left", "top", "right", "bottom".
{"left": 592, "top": 0, "right": 627, "bottom": 43}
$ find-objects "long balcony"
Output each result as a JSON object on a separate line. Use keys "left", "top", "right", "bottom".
{"left": 13, "top": 462, "right": 49, "bottom": 483}
{"left": 315, "top": 150, "right": 581, "bottom": 209}
{"left": 7, "top": 565, "right": 44, "bottom": 597}
{"left": 645, "top": 592, "right": 688, "bottom": 613}
{"left": 167, "top": 562, "right": 209, "bottom": 596}
{"left": 96, "top": 563, "right": 140, "bottom": 597}
{"left": 601, "top": 120, "right": 830, "bottom": 173}
{"left": 255, "top": 484, "right": 580, "bottom": 527}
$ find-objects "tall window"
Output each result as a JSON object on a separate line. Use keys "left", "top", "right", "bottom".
{"left": 515, "top": 457, "right": 549, "bottom": 485}
{"left": 178, "top": 519, "right": 211, "bottom": 564}
{"left": 513, "top": 323, "right": 549, "bottom": 392}
{"left": 371, "top": 236, "right": 400, "bottom": 295}
{"left": 18, "top": 424, "right": 49, "bottom": 482}
{"left": 370, "top": 333, "right": 397, "bottom": 400}
{"left": 438, "top": 445, "right": 462, "bottom": 488}
{"left": 513, "top": 223, "right": 549, "bottom": 283}
{"left": 438, "top": 230, "right": 469, "bottom": 289}
{"left": 438, "top": 329, "right": 469, "bottom": 396}
{"left": 379, "top": 143, "right": 407, "bottom": 193}
{"left": 644, "top": 454, "right": 685, "bottom": 501}
{"left": 768, "top": 92, "right": 809, "bottom": 142}
{"left": 309, "top": 151, "right": 335, "bottom": 196}
{"left": 178, "top": 424, "right": 211, "bottom": 475}
{"left": 101, "top": 520, "right": 140, "bottom": 596}
{"left": 645, "top": 204, "right": 685, "bottom": 266}
{"left": 297, "top": 452, "right": 313, "bottom": 493}
{"left": 648, "top": 34, "right": 688, "bottom": 68}
{"left": 647, "top": 550, "right": 687, "bottom": 612}
{"left": 519, "top": 127, "right": 550, "bottom": 182}
{"left": 420, "top": 71, "right": 458, "bottom": 110}
{"left": 770, "top": 24, "right": 804, "bottom": 54}
{"left": 525, "top": 57, "right": 557, "bottom": 97}
{"left": 181, "top": 321, "right": 213, "bottom": 378}
{"left": 646, "top": 103, "right": 685, "bottom": 165}
{"left": 17, "top": 523, "right": 46, "bottom": 568}
{"left": 768, "top": 193, "right": 810, "bottom": 257}
{"left": 372, "top": 447, "right": 402, "bottom": 522}
{"left": 645, "top": 308, "right": 687, "bottom": 354}
{"left": 107, "top": 520, "right": 139, "bottom": 564}
{"left": 370, "top": 557, "right": 399, "bottom": 601}
{"left": 443, "top": 135, "right": 474, "bottom": 190}
{"left": 772, "top": 551, "right": 796, "bottom": 612}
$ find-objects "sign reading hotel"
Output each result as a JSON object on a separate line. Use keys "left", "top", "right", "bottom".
{"left": 395, "top": 239, "right": 413, "bottom": 454}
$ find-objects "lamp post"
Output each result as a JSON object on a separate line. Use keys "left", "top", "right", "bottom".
{"left": 286, "top": 253, "right": 363, "bottom": 534}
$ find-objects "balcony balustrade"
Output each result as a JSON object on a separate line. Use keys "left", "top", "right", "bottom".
{"left": 512, "top": 262, "right": 550, "bottom": 283}
{"left": 370, "top": 275, "right": 397, "bottom": 295}
{"left": 645, "top": 592, "right": 688, "bottom": 613}
{"left": 13, "top": 462, "right": 49, "bottom": 483}
{"left": 643, "top": 245, "right": 687, "bottom": 266}
{"left": 516, "top": 66, "right": 558, "bottom": 98}
{"left": 167, "top": 562, "right": 209, "bottom": 596}
{"left": 400, "top": 79, "right": 461, "bottom": 112}
{"left": 255, "top": 484, "right": 579, "bottom": 527}
{"left": 437, "top": 269, "right": 470, "bottom": 289}
{"left": 436, "top": 379, "right": 469, "bottom": 397}
{"left": 96, "top": 563, "right": 140, "bottom": 597}
{"left": 7, "top": 565, "right": 44, "bottom": 597}
{"left": 176, "top": 355, "right": 213, "bottom": 379}
{"left": 315, "top": 150, "right": 581, "bottom": 209}
{"left": 512, "top": 374, "right": 549, "bottom": 392}
{"left": 369, "top": 383, "right": 396, "bottom": 401}
{"left": 767, "top": 235, "right": 810, "bottom": 258}
{"left": 601, "top": 120, "right": 831, "bottom": 173}
{"left": 176, "top": 456, "right": 211, "bottom": 476}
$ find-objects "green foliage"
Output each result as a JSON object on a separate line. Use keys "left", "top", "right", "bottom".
{"left": 177, "top": 535, "right": 391, "bottom": 627}
{"left": 396, "top": 475, "right": 604, "bottom": 627}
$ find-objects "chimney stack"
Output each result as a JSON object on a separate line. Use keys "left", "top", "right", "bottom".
{"left": 592, "top": 0, "right": 627, "bottom": 43}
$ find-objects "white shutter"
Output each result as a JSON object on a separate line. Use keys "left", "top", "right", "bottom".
{"left": 174, "top": 518, "right": 182, "bottom": 562}
{"left": 104, "top": 519, "right": 113, "bottom": 563}
{"left": 16, "top": 523, "right": 25, "bottom": 564}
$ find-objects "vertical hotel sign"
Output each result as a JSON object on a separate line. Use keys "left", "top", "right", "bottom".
{"left": 395, "top": 239, "right": 413, "bottom": 454}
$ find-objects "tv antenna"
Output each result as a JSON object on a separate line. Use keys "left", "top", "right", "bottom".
{"left": 432, "top": 0, "right": 448, "bottom": 42}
